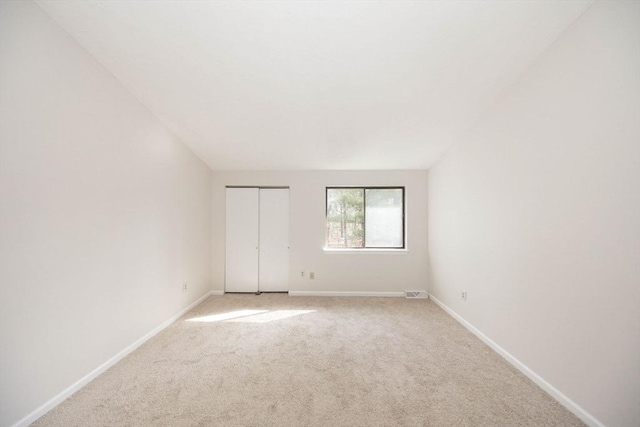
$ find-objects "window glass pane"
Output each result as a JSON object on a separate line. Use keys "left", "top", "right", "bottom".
{"left": 326, "top": 188, "right": 364, "bottom": 247}
{"left": 365, "top": 189, "right": 403, "bottom": 247}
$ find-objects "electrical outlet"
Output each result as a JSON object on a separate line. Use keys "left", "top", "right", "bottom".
{"left": 301, "top": 270, "right": 305, "bottom": 278}
{"left": 461, "top": 291, "right": 467, "bottom": 301}
{"left": 183, "top": 282, "right": 188, "bottom": 292}
{"left": 310, "top": 272, "right": 315, "bottom": 279}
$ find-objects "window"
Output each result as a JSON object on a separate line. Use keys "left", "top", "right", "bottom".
{"left": 326, "top": 187, "right": 405, "bottom": 249}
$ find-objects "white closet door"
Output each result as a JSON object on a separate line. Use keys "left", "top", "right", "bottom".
{"left": 225, "top": 188, "right": 259, "bottom": 293}
{"left": 259, "top": 188, "right": 289, "bottom": 292}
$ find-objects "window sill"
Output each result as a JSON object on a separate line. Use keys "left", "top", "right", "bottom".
{"left": 323, "top": 248, "right": 409, "bottom": 255}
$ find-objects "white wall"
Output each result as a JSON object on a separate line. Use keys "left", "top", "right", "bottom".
{"left": 212, "top": 171, "right": 428, "bottom": 294}
{"left": 428, "top": 2, "right": 639, "bottom": 426}
{"left": 0, "top": 2, "right": 212, "bottom": 426}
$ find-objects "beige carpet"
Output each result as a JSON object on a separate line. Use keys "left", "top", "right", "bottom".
{"left": 33, "top": 294, "right": 584, "bottom": 426}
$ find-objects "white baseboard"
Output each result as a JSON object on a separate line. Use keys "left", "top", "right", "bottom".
{"left": 12, "top": 290, "right": 216, "bottom": 427}
{"left": 289, "top": 291, "right": 405, "bottom": 297}
{"left": 428, "top": 295, "right": 604, "bottom": 427}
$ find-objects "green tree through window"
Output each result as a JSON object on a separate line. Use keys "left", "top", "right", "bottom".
{"left": 326, "top": 188, "right": 364, "bottom": 247}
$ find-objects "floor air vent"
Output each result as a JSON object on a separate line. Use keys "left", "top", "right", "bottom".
{"left": 405, "top": 291, "right": 429, "bottom": 299}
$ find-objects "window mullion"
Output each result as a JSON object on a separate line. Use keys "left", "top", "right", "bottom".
{"left": 363, "top": 188, "right": 367, "bottom": 248}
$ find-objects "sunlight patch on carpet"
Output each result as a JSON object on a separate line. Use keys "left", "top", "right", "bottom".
{"left": 186, "top": 309, "right": 315, "bottom": 323}
{"left": 228, "top": 310, "right": 316, "bottom": 323}
{"left": 186, "top": 310, "right": 268, "bottom": 322}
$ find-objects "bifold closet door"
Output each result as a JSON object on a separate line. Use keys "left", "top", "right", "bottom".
{"left": 259, "top": 189, "right": 289, "bottom": 292}
{"left": 225, "top": 188, "right": 259, "bottom": 293}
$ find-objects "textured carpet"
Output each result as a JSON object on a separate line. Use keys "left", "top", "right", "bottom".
{"left": 33, "top": 294, "right": 584, "bottom": 426}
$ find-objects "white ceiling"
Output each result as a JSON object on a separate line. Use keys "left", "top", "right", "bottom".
{"left": 36, "top": 0, "right": 592, "bottom": 171}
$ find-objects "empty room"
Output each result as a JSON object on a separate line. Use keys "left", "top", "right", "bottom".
{"left": 1, "top": 1, "right": 638, "bottom": 426}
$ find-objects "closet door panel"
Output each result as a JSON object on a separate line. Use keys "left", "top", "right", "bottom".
{"left": 259, "top": 189, "right": 289, "bottom": 292}
{"left": 225, "top": 188, "right": 259, "bottom": 293}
